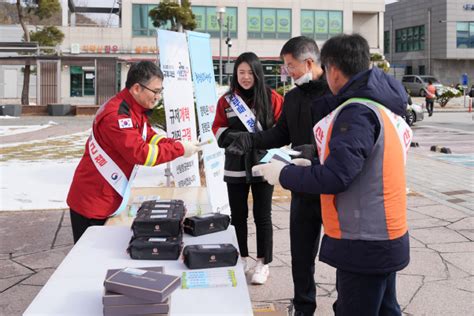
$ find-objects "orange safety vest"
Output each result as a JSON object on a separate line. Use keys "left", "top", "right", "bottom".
{"left": 314, "top": 98, "right": 412, "bottom": 241}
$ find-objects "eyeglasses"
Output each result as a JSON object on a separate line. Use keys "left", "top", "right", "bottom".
{"left": 282, "top": 58, "right": 313, "bottom": 73}
{"left": 139, "top": 83, "right": 164, "bottom": 96}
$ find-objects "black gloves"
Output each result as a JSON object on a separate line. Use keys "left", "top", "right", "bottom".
{"left": 226, "top": 133, "right": 255, "bottom": 155}
{"left": 291, "top": 144, "right": 318, "bottom": 161}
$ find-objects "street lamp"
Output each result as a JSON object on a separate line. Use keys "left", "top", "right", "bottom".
{"left": 225, "top": 16, "right": 232, "bottom": 84}
{"left": 216, "top": 6, "right": 226, "bottom": 86}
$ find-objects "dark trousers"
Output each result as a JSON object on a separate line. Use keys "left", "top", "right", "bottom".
{"left": 227, "top": 182, "right": 273, "bottom": 264}
{"left": 290, "top": 193, "right": 322, "bottom": 316}
{"left": 426, "top": 99, "right": 434, "bottom": 116}
{"left": 70, "top": 209, "right": 107, "bottom": 244}
{"left": 333, "top": 269, "right": 401, "bottom": 316}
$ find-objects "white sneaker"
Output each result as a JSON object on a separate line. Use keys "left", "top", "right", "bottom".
{"left": 242, "top": 257, "right": 251, "bottom": 273}
{"left": 251, "top": 259, "right": 269, "bottom": 285}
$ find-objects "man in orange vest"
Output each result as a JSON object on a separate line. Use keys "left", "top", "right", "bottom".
{"left": 425, "top": 80, "right": 437, "bottom": 116}
{"left": 253, "top": 34, "right": 412, "bottom": 316}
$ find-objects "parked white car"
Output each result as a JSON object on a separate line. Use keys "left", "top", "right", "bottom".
{"left": 405, "top": 102, "right": 424, "bottom": 126}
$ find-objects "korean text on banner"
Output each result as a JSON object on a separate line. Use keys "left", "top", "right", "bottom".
{"left": 157, "top": 30, "right": 200, "bottom": 187}
{"left": 187, "top": 30, "right": 230, "bottom": 215}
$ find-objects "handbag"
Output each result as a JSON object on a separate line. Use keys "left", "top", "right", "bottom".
{"left": 182, "top": 244, "right": 238, "bottom": 269}
{"left": 183, "top": 213, "right": 230, "bottom": 236}
{"left": 127, "top": 235, "right": 183, "bottom": 260}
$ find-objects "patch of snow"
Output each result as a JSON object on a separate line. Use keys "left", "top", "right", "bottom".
{"left": 0, "top": 122, "right": 58, "bottom": 137}
{"left": 0, "top": 160, "right": 168, "bottom": 211}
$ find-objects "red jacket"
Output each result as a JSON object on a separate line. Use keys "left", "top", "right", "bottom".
{"left": 67, "top": 88, "right": 184, "bottom": 219}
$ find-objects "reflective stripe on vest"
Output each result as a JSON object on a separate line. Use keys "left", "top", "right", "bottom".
{"left": 313, "top": 98, "right": 412, "bottom": 241}
{"left": 89, "top": 122, "right": 147, "bottom": 217}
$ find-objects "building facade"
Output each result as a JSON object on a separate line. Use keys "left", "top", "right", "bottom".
{"left": 1, "top": 0, "right": 385, "bottom": 105}
{"left": 0, "top": 25, "right": 37, "bottom": 102}
{"left": 384, "top": 0, "right": 474, "bottom": 85}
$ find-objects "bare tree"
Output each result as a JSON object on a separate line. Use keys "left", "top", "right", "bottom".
{"left": 15, "top": 0, "right": 62, "bottom": 105}
{"left": 16, "top": 0, "right": 31, "bottom": 105}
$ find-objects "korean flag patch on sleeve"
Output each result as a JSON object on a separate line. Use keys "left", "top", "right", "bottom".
{"left": 118, "top": 118, "right": 133, "bottom": 129}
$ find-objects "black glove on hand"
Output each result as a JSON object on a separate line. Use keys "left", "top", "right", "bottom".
{"left": 291, "top": 144, "right": 317, "bottom": 160}
{"left": 225, "top": 133, "right": 254, "bottom": 155}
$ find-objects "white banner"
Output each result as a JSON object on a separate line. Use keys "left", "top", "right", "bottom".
{"left": 187, "top": 31, "right": 230, "bottom": 215}
{"left": 157, "top": 30, "right": 200, "bottom": 187}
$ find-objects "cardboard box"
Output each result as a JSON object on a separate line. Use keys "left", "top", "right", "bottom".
{"left": 103, "top": 303, "right": 169, "bottom": 315}
{"left": 252, "top": 302, "right": 287, "bottom": 316}
{"left": 104, "top": 268, "right": 180, "bottom": 303}
{"left": 103, "top": 267, "right": 169, "bottom": 306}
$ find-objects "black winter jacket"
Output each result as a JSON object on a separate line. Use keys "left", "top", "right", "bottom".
{"left": 253, "top": 78, "right": 336, "bottom": 149}
{"left": 252, "top": 78, "right": 336, "bottom": 200}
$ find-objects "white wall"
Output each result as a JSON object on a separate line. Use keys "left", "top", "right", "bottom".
{"left": 0, "top": 25, "right": 37, "bottom": 103}
{"left": 0, "top": 66, "right": 37, "bottom": 102}
{"left": 353, "top": 13, "right": 379, "bottom": 49}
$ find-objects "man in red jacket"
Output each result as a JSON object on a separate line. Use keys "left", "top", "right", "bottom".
{"left": 67, "top": 61, "right": 200, "bottom": 243}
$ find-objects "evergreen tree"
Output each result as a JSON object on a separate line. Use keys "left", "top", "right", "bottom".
{"left": 149, "top": 0, "right": 197, "bottom": 32}
{"left": 30, "top": 26, "right": 65, "bottom": 53}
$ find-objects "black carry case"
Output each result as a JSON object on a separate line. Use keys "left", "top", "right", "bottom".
{"left": 127, "top": 235, "right": 183, "bottom": 260}
{"left": 132, "top": 207, "right": 185, "bottom": 237}
{"left": 137, "top": 200, "right": 186, "bottom": 217}
{"left": 137, "top": 199, "right": 185, "bottom": 214}
{"left": 182, "top": 244, "right": 239, "bottom": 269}
{"left": 183, "top": 213, "right": 230, "bottom": 236}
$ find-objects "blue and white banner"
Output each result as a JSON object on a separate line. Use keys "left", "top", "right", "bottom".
{"left": 187, "top": 31, "right": 230, "bottom": 215}
{"left": 157, "top": 30, "right": 200, "bottom": 187}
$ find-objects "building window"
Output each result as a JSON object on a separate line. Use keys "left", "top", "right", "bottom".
{"left": 132, "top": 4, "right": 156, "bottom": 36}
{"left": 247, "top": 8, "right": 291, "bottom": 39}
{"left": 418, "top": 65, "right": 425, "bottom": 75}
{"left": 406, "top": 66, "right": 413, "bottom": 75}
{"left": 395, "top": 25, "right": 424, "bottom": 52}
{"left": 456, "top": 22, "right": 474, "bottom": 48}
{"left": 192, "top": 6, "right": 237, "bottom": 38}
{"left": 70, "top": 66, "right": 95, "bottom": 97}
{"left": 301, "top": 10, "right": 343, "bottom": 40}
{"left": 384, "top": 31, "right": 390, "bottom": 53}
{"left": 132, "top": 4, "right": 174, "bottom": 37}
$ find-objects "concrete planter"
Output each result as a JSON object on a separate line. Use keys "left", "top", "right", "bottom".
{"left": 0, "top": 104, "right": 22, "bottom": 117}
{"left": 47, "top": 103, "right": 72, "bottom": 116}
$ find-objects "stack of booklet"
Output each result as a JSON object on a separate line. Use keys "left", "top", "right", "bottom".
{"left": 102, "top": 266, "right": 180, "bottom": 316}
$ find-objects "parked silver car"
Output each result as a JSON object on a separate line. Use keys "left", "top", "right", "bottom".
{"left": 401, "top": 75, "right": 444, "bottom": 97}
{"left": 405, "top": 102, "right": 424, "bottom": 126}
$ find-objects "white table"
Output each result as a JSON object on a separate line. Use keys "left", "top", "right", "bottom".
{"left": 23, "top": 226, "right": 253, "bottom": 316}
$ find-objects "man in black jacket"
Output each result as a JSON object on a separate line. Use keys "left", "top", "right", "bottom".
{"left": 227, "top": 36, "right": 336, "bottom": 316}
